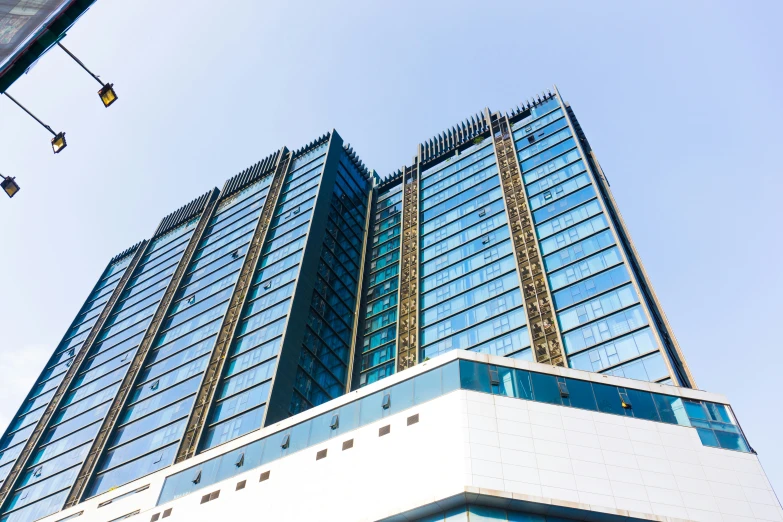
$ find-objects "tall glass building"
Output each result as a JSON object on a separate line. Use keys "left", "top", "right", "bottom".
{"left": 355, "top": 86, "right": 693, "bottom": 390}
{"left": 0, "top": 87, "right": 712, "bottom": 522}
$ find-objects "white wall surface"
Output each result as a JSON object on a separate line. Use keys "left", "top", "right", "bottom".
{"left": 43, "top": 392, "right": 468, "bottom": 522}
{"left": 462, "top": 390, "right": 781, "bottom": 522}
{"left": 36, "top": 352, "right": 781, "bottom": 522}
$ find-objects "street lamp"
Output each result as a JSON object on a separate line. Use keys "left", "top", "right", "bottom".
{"left": 51, "top": 132, "right": 67, "bottom": 154}
{"left": 0, "top": 174, "right": 20, "bottom": 198}
{"left": 98, "top": 83, "right": 118, "bottom": 107}
{"left": 58, "top": 43, "right": 118, "bottom": 107}
{"left": 3, "top": 92, "right": 67, "bottom": 154}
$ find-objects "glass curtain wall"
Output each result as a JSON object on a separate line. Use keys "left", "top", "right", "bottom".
{"left": 511, "top": 98, "right": 670, "bottom": 384}
{"left": 419, "top": 139, "right": 530, "bottom": 362}
{"left": 197, "top": 142, "right": 329, "bottom": 447}
{"left": 85, "top": 176, "right": 276, "bottom": 496}
{"left": 0, "top": 253, "right": 133, "bottom": 491}
{"left": 0, "top": 221, "right": 200, "bottom": 522}
{"left": 358, "top": 180, "right": 402, "bottom": 386}
{"left": 290, "top": 150, "right": 370, "bottom": 413}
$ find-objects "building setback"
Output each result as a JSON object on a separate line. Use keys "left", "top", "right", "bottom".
{"left": 0, "top": 87, "right": 768, "bottom": 522}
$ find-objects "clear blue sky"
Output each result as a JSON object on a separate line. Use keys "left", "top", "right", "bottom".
{"left": 1, "top": 0, "right": 781, "bottom": 495}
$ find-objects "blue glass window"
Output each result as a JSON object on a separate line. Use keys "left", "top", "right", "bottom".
{"left": 653, "top": 393, "right": 690, "bottom": 426}
{"left": 563, "top": 378, "right": 597, "bottom": 411}
{"left": 557, "top": 284, "right": 638, "bottom": 332}
{"left": 532, "top": 185, "right": 597, "bottom": 224}
{"left": 563, "top": 305, "right": 648, "bottom": 354}
{"left": 526, "top": 160, "right": 585, "bottom": 198}
{"left": 592, "top": 384, "right": 625, "bottom": 416}
{"left": 459, "top": 360, "right": 490, "bottom": 393}
{"left": 543, "top": 229, "right": 616, "bottom": 273}
{"left": 520, "top": 138, "right": 577, "bottom": 172}
{"left": 512, "top": 107, "right": 564, "bottom": 140}
{"left": 625, "top": 388, "right": 659, "bottom": 422}
{"left": 201, "top": 406, "right": 266, "bottom": 450}
{"left": 552, "top": 265, "right": 631, "bottom": 311}
{"left": 530, "top": 373, "right": 561, "bottom": 405}
{"left": 548, "top": 247, "right": 623, "bottom": 291}
{"left": 569, "top": 328, "right": 658, "bottom": 373}
{"left": 605, "top": 352, "right": 670, "bottom": 382}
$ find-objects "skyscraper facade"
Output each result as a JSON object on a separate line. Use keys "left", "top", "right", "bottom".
{"left": 0, "top": 132, "right": 372, "bottom": 522}
{"left": 0, "top": 87, "right": 764, "bottom": 522}
{"left": 355, "top": 87, "right": 692, "bottom": 390}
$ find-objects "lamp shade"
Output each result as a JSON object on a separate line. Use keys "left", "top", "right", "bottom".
{"left": 51, "top": 132, "right": 67, "bottom": 154}
{"left": 1, "top": 176, "right": 20, "bottom": 198}
{"left": 98, "top": 83, "right": 117, "bottom": 108}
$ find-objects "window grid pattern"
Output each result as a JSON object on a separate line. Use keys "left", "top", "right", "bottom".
{"left": 1, "top": 221, "right": 200, "bottom": 522}
{"left": 418, "top": 140, "right": 529, "bottom": 362}
{"left": 85, "top": 177, "right": 276, "bottom": 497}
{"left": 290, "top": 151, "right": 370, "bottom": 413}
{"left": 513, "top": 99, "right": 668, "bottom": 383}
{"left": 0, "top": 255, "right": 133, "bottom": 495}
{"left": 202, "top": 143, "right": 330, "bottom": 447}
{"left": 359, "top": 182, "right": 402, "bottom": 387}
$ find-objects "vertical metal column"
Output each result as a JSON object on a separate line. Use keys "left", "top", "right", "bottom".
{"left": 0, "top": 242, "right": 147, "bottom": 507}
{"left": 345, "top": 172, "right": 375, "bottom": 393}
{"left": 487, "top": 110, "right": 565, "bottom": 367}
{"left": 65, "top": 190, "right": 221, "bottom": 507}
{"left": 396, "top": 160, "right": 420, "bottom": 372}
{"left": 174, "top": 148, "right": 292, "bottom": 462}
